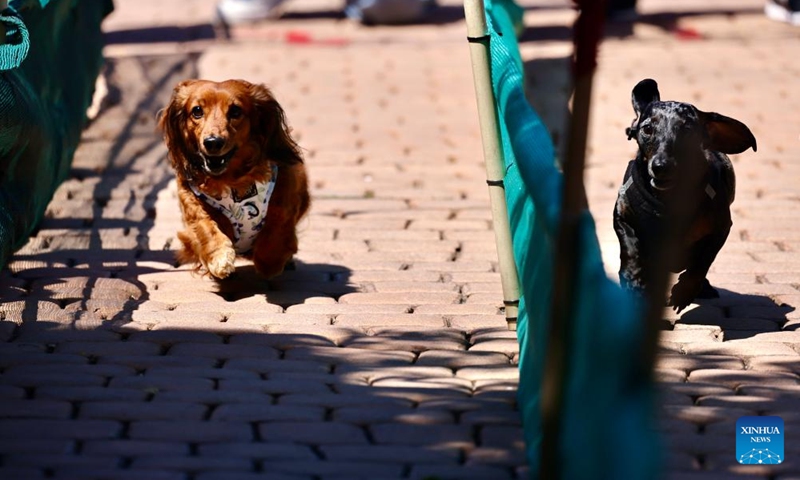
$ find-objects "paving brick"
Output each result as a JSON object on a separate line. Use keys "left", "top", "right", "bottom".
{"left": 370, "top": 423, "right": 473, "bottom": 448}
{"left": 0, "top": 352, "right": 88, "bottom": 368}
{"left": 333, "top": 313, "right": 445, "bottom": 328}
{"left": 6, "top": 363, "right": 137, "bottom": 379}
{"left": 417, "top": 350, "right": 511, "bottom": 368}
{"left": 455, "top": 366, "right": 518, "bottom": 382}
{"left": 663, "top": 405, "right": 756, "bottom": 427}
{"left": 0, "top": 467, "right": 45, "bottom": 479}
{"left": 198, "top": 442, "right": 316, "bottom": 460}
{"left": 0, "top": 419, "right": 121, "bottom": 439}
{"left": 333, "top": 406, "right": 453, "bottom": 425}
{"left": 98, "top": 355, "right": 219, "bottom": 369}
{"left": 258, "top": 460, "right": 404, "bottom": 478}
{"left": 688, "top": 369, "right": 799, "bottom": 389}
{"left": 146, "top": 366, "right": 260, "bottom": 381}
{"left": 211, "top": 404, "right": 324, "bottom": 422}
{"left": 152, "top": 390, "right": 272, "bottom": 405}
{"left": 343, "top": 270, "right": 442, "bottom": 282}
{"left": 468, "top": 339, "right": 519, "bottom": 356}
{"left": 448, "top": 314, "right": 509, "bottom": 331}
{"left": 286, "top": 302, "right": 409, "bottom": 317}
{"left": 128, "top": 331, "right": 225, "bottom": 345}
{"left": 409, "top": 464, "right": 513, "bottom": 480}
{"left": 466, "top": 446, "right": 527, "bottom": 467}
{"left": 0, "top": 400, "right": 72, "bottom": 419}
{"left": 167, "top": 343, "right": 281, "bottom": 360}
{"left": 80, "top": 401, "right": 208, "bottom": 421}
{"left": 52, "top": 468, "right": 187, "bottom": 480}
{"left": 413, "top": 304, "right": 500, "bottom": 315}
{"left": 259, "top": 422, "right": 367, "bottom": 444}
{"left": 225, "top": 313, "right": 333, "bottom": 327}
{"left": 338, "top": 292, "right": 460, "bottom": 305}
{"left": 0, "top": 439, "right": 73, "bottom": 454}
{"left": 36, "top": 386, "right": 149, "bottom": 402}
{"left": 683, "top": 341, "right": 800, "bottom": 357}
{"left": 55, "top": 341, "right": 161, "bottom": 357}
{"left": 131, "top": 456, "right": 252, "bottom": 471}
{"left": 222, "top": 358, "right": 329, "bottom": 375}
{"left": 82, "top": 440, "right": 190, "bottom": 456}
{"left": 3, "top": 453, "right": 120, "bottom": 469}
{"left": 284, "top": 346, "right": 415, "bottom": 365}
{"left": 461, "top": 410, "right": 521, "bottom": 426}
{"left": 279, "top": 392, "right": 412, "bottom": 409}
{"left": 655, "top": 369, "right": 688, "bottom": 383}
{"left": 14, "top": 327, "right": 122, "bottom": 343}
{"left": 109, "top": 375, "right": 214, "bottom": 392}
{"left": 660, "top": 382, "right": 733, "bottom": 399}
{"left": 0, "top": 372, "right": 107, "bottom": 388}
{"left": 660, "top": 329, "right": 722, "bottom": 343}
{"left": 321, "top": 444, "right": 460, "bottom": 464}
{"left": 656, "top": 354, "right": 745, "bottom": 371}
{"left": 129, "top": 421, "right": 252, "bottom": 442}
{"left": 195, "top": 472, "right": 307, "bottom": 480}
{"left": 747, "top": 356, "right": 800, "bottom": 373}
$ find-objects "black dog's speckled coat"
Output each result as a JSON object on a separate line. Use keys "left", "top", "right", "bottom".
{"left": 614, "top": 79, "right": 757, "bottom": 312}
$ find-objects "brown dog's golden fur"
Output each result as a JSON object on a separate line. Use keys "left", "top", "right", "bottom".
{"left": 159, "top": 79, "right": 309, "bottom": 279}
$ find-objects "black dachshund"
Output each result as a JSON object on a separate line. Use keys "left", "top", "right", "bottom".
{"left": 613, "top": 79, "right": 757, "bottom": 312}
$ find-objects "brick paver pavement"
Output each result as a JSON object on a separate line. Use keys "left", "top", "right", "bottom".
{"left": 0, "top": 0, "right": 798, "bottom": 478}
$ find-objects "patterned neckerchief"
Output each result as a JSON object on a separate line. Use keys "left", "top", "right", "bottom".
{"left": 188, "top": 164, "right": 278, "bottom": 255}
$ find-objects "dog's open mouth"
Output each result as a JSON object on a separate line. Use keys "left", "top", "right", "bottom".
{"left": 650, "top": 177, "right": 676, "bottom": 191}
{"left": 199, "top": 147, "right": 238, "bottom": 176}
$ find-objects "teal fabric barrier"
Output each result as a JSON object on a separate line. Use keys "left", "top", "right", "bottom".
{"left": 482, "top": 0, "right": 661, "bottom": 477}
{"left": 0, "top": 0, "right": 113, "bottom": 268}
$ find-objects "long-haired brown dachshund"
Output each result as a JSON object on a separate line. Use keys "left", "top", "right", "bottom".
{"left": 159, "top": 79, "right": 309, "bottom": 279}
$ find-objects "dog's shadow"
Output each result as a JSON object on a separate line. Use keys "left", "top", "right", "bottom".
{"left": 212, "top": 260, "right": 358, "bottom": 309}
{"left": 673, "top": 288, "right": 796, "bottom": 341}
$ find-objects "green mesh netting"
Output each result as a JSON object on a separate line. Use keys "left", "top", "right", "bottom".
{"left": 0, "top": 0, "right": 113, "bottom": 269}
{"left": 482, "top": 0, "right": 661, "bottom": 477}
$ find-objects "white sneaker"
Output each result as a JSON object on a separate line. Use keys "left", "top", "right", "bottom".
{"left": 765, "top": 0, "right": 800, "bottom": 26}
{"left": 216, "top": 0, "right": 286, "bottom": 23}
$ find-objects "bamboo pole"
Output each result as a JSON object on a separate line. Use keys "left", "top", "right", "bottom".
{"left": 463, "top": 0, "right": 521, "bottom": 331}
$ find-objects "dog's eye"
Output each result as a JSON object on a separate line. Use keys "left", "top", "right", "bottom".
{"left": 228, "top": 105, "right": 243, "bottom": 119}
{"left": 191, "top": 106, "right": 203, "bottom": 119}
{"left": 641, "top": 124, "right": 654, "bottom": 136}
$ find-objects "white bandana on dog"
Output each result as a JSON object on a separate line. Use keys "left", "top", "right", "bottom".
{"left": 189, "top": 164, "right": 278, "bottom": 255}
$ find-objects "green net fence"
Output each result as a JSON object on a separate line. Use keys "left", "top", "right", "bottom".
{"left": 0, "top": 0, "right": 113, "bottom": 269}
{"left": 481, "top": 0, "right": 661, "bottom": 477}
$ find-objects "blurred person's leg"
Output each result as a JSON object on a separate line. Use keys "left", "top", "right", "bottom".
{"left": 765, "top": 0, "right": 800, "bottom": 25}
{"left": 217, "top": 0, "right": 285, "bottom": 23}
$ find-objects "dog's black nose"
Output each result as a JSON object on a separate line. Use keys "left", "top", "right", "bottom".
{"left": 651, "top": 160, "right": 669, "bottom": 177}
{"left": 203, "top": 136, "right": 225, "bottom": 154}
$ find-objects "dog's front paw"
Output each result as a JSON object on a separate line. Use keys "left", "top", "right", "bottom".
{"left": 206, "top": 248, "right": 236, "bottom": 279}
{"left": 668, "top": 274, "right": 704, "bottom": 313}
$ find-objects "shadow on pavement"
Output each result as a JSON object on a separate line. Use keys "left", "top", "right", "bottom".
{"left": 104, "top": 24, "right": 218, "bottom": 45}
{"left": 678, "top": 289, "right": 795, "bottom": 341}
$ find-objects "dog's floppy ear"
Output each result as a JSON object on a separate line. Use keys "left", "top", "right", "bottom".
{"left": 631, "top": 78, "right": 660, "bottom": 117}
{"left": 158, "top": 80, "right": 197, "bottom": 172}
{"left": 248, "top": 82, "right": 302, "bottom": 165}
{"left": 697, "top": 110, "right": 758, "bottom": 154}
{"left": 626, "top": 79, "right": 660, "bottom": 140}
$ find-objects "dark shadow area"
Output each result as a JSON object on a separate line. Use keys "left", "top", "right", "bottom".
{"left": 603, "top": 7, "right": 766, "bottom": 39}
{"left": 214, "top": 261, "right": 357, "bottom": 307}
{"left": 673, "top": 288, "right": 795, "bottom": 341}
{"left": 103, "top": 24, "right": 218, "bottom": 45}
{"left": 278, "top": 4, "right": 467, "bottom": 25}
{"left": 521, "top": 55, "right": 571, "bottom": 163}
